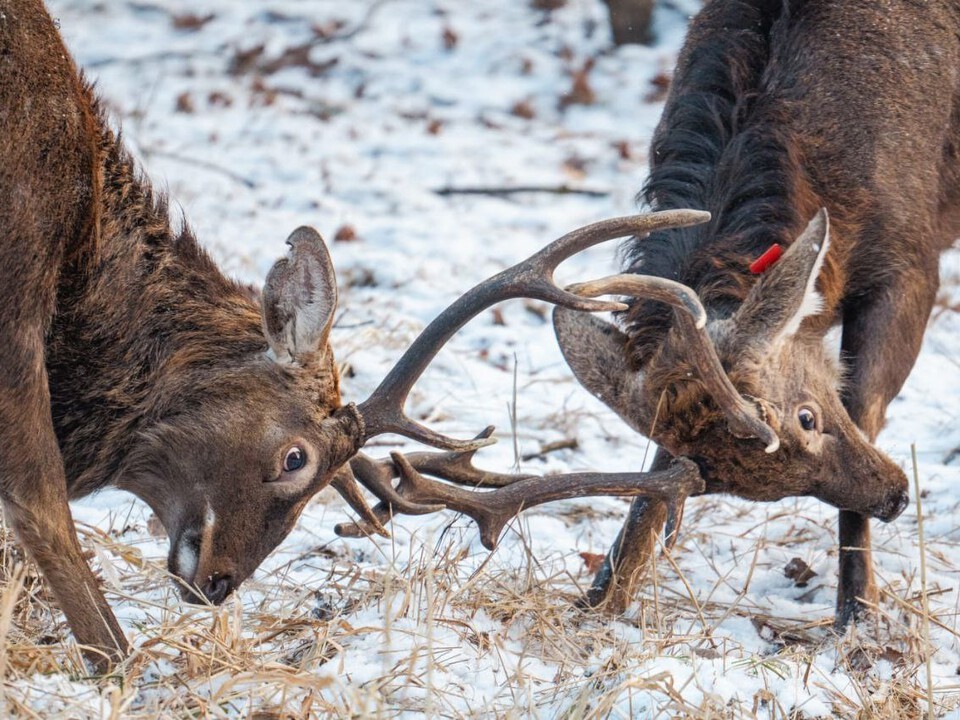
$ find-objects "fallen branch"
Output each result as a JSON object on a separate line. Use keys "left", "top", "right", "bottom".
{"left": 434, "top": 185, "right": 609, "bottom": 198}
{"left": 144, "top": 149, "right": 258, "bottom": 189}
{"left": 522, "top": 438, "right": 579, "bottom": 461}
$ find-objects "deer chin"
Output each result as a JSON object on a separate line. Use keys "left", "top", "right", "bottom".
{"left": 688, "top": 454, "right": 909, "bottom": 522}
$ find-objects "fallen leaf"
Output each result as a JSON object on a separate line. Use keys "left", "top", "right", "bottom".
{"left": 511, "top": 99, "right": 536, "bottom": 120}
{"left": 644, "top": 72, "right": 671, "bottom": 103}
{"left": 784, "top": 557, "right": 817, "bottom": 587}
{"left": 442, "top": 26, "right": 459, "bottom": 51}
{"left": 208, "top": 91, "right": 233, "bottom": 108}
{"left": 334, "top": 224, "right": 359, "bottom": 243}
{"left": 560, "top": 58, "right": 596, "bottom": 109}
{"left": 172, "top": 12, "right": 215, "bottom": 31}
{"left": 175, "top": 91, "right": 194, "bottom": 114}
{"left": 579, "top": 552, "right": 605, "bottom": 574}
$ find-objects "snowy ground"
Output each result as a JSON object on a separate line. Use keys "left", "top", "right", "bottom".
{"left": 5, "top": 0, "right": 960, "bottom": 717}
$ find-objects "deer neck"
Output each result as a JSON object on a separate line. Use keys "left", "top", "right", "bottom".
{"left": 48, "top": 117, "right": 264, "bottom": 498}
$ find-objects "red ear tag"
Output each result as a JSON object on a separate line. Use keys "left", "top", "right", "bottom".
{"left": 749, "top": 243, "right": 783, "bottom": 274}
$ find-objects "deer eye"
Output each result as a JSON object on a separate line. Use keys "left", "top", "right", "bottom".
{"left": 283, "top": 446, "right": 306, "bottom": 472}
{"left": 798, "top": 407, "right": 817, "bottom": 432}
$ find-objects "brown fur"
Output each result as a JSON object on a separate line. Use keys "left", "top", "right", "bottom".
{"left": 1, "top": 0, "right": 356, "bottom": 669}
{"left": 555, "top": 0, "right": 959, "bottom": 626}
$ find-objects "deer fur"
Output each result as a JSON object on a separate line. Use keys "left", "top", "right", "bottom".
{"left": 554, "top": 0, "right": 958, "bottom": 626}
{"left": 1, "top": 0, "right": 358, "bottom": 669}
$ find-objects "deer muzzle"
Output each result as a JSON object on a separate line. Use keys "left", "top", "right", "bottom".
{"left": 817, "top": 440, "right": 910, "bottom": 522}
{"left": 872, "top": 485, "right": 910, "bottom": 523}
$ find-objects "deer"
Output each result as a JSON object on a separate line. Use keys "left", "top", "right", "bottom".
{"left": 551, "top": 0, "right": 960, "bottom": 629}
{"left": 0, "top": 0, "right": 749, "bottom": 672}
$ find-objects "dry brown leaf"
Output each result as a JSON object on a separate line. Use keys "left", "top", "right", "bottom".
{"left": 579, "top": 552, "right": 605, "bottom": 574}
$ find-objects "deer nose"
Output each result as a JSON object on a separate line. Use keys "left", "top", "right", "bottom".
{"left": 876, "top": 488, "right": 910, "bottom": 523}
{"left": 200, "top": 574, "right": 234, "bottom": 605}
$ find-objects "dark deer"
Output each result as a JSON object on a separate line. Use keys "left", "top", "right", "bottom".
{"left": 2, "top": 0, "right": 731, "bottom": 671}
{"left": 552, "top": 0, "right": 958, "bottom": 627}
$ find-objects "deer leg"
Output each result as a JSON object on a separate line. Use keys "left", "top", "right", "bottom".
{"left": 837, "top": 263, "right": 938, "bottom": 628}
{"left": 836, "top": 511, "right": 875, "bottom": 628}
{"left": 0, "top": 341, "right": 128, "bottom": 671}
{"left": 582, "top": 447, "right": 672, "bottom": 612}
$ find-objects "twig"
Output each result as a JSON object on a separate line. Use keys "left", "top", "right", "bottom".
{"left": 318, "top": 0, "right": 391, "bottom": 44}
{"left": 881, "top": 587, "right": 960, "bottom": 640}
{"left": 656, "top": 533, "right": 716, "bottom": 649}
{"left": 509, "top": 352, "right": 520, "bottom": 473}
{"left": 521, "top": 438, "right": 578, "bottom": 461}
{"left": 0, "top": 563, "right": 26, "bottom": 716}
{"left": 912, "top": 443, "right": 935, "bottom": 720}
{"left": 86, "top": 50, "right": 220, "bottom": 69}
{"left": 143, "top": 149, "right": 258, "bottom": 189}
{"left": 434, "top": 185, "right": 609, "bottom": 198}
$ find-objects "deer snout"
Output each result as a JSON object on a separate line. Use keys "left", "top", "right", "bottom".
{"left": 176, "top": 572, "right": 236, "bottom": 606}
{"left": 835, "top": 442, "right": 910, "bottom": 523}
{"left": 169, "top": 524, "right": 238, "bottom": 605}
{"left": 873, "top": 486, "right": 910, "bottom": 523}
{"left": 815, "top": 433, "right": 910, "bottom": 522}
{"left": 857, "top": 452, "right": 910, "bottom": 523}
{"left": 198, "top": 573, "right": 235, "bottom": 605}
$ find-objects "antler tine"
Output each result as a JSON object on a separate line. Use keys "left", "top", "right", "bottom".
{"left": 335, "top": 504, "right": 393, "bottom": 539}
{"left": 338, "top": 453, "right": 704, "bottom": 551}
{"left": 331, "top": 451, "right": 448, "bottom": 539}
{"left": 567, "top": 275, "right": 708, "bottom": 329}
{"left": 399, "top": 426, "right": 534, "bottom": 488}
{"left": 355, "top": 210, "right": 711, "bottom": 452}
{"left": 348, "top": 452, "right": 446, "bottom": 515}
{"left": 334, "top": 427, "right": 514, "bottom": 538}
{"left": 570, "top": 274, "right": 780, "bottom": 453}
{"left": 329, "top": 466, "right": 390, "bottom": 538}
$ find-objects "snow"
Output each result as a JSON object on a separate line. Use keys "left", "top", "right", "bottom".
{"left": 9, "top": 0, "right": 960, "bottom": 717}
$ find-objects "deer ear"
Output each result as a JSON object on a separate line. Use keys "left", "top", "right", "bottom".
{"left": 731, "top": 208, "right": 831, "bottom": 349}
{"left": 262, "top": 226, "right": 338, "bottom": 365}
{"left": 553, "top": 307, "right": 647, "bottom": 433}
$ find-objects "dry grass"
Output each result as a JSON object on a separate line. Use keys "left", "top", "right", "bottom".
{"left": 1, "top": 488, "right": 957, "bottom": 720}
{"left": 3, "top": 306, "right": 957, "bottom": 718}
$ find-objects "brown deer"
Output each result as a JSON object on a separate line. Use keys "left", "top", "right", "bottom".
{"left": 552, "top": 0, "right": 958, "bottom": 628}
{"left": 1, "top": 0, "right": 735, "bottom": 671}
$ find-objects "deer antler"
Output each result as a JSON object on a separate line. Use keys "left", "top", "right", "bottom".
{"left": 567, "top": 275, "right": 780, "bottom": 452}
{"left": 351, "top": 210, "right": 711, "bottom": 452}
{"left": 334, "top": 436, "right": 705, "bottom": 550}
{"left": 322, "top": 209, "right": 772, "bottom": 543}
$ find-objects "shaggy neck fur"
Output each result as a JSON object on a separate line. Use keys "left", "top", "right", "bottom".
{"left": 622, "top": 0, "right": 832, "bottom": 368}
{"left": 47, "top": 96, "right": 266, "bottom": 498}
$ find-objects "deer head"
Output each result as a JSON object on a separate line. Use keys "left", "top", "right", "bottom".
{"left": 553, "top": 210, "right": 910, "bottom": 522}
{"left": 117, "top": 227, "right": 363, "bottom": 603}
{"left": 102, "top": 213, "right": 693, "bottom": 605}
